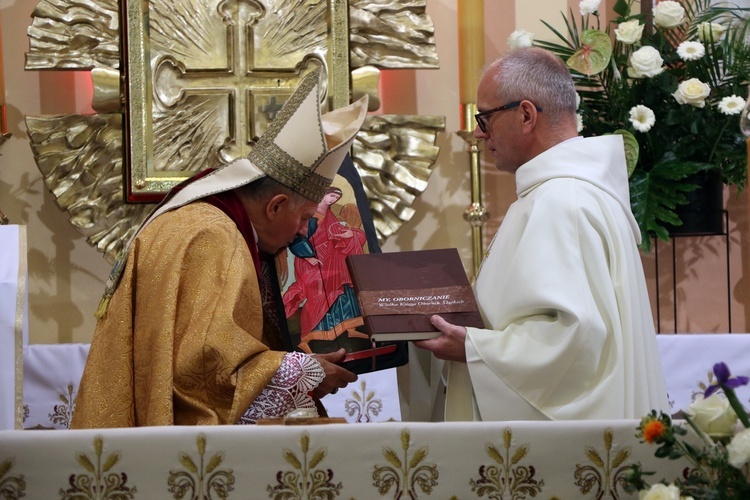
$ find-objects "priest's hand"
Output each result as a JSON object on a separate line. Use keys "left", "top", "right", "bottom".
{"left": 412, "top": 315, "right": 467, "bottom": 362}
{"left": 311, "top": 348, "right": 358, "bottom": 397}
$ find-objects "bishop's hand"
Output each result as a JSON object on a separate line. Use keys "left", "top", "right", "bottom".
{"left": 311, "top": 348, "right": 358, "bottom": 397}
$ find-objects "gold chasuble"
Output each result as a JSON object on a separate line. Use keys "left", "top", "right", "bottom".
{"left": 72, "top": 202, "right": 284, "bottom": 427}
{"left": 73, "top": 69, "right": 369, "bottom": 428}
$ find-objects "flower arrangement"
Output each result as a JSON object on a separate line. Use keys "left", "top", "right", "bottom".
{"left": 624, "top": 362, "right": 750, "bottom": 499}
{"left": 516, "top": 0, "right": 750, "bottom": 250}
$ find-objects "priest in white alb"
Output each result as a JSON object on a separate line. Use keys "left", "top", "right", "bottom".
{"left": 414, "top": 48, "right": 669, "bottom": 421}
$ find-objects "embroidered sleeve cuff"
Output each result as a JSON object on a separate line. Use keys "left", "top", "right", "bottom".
{"left": 238, "top": 352, "right": 324, "bottom": 424}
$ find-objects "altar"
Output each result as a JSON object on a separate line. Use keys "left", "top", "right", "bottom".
{"left": 3, "top": 222, "right": 750, "bottom": 498}
{"left": 3, "top": 335, "right": 749, "bottom": 498}
{"left": 0, "top": 419, "right": 694, "bottom": 499}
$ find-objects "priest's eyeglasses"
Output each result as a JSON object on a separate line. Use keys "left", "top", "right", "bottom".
{"left": 474, "top": 101, "right": 543, "bottom": 133}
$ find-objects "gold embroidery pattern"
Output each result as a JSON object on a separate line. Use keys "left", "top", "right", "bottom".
{"left": 344, "top": 379, "right": 383, "bottom": 423}
{"left": 167, "top": 433, "right": 235, "bottom": 499}
{"left": 60, "top": 435, "right": 137, "bottom": 499}
{"left": 267, "top": 431, "right": 341, "bottom": 499}
{"left": 0, "top": 459, "right": 26, "bottom": 498}
{"left": 49, "top": 382, "right": 76, "bottom": 429}
{"left": 469, "top": 427, "right": 545, "bottom": 498}
{"left": 574, "top": 427, "right": 632, "bottom": 499}
{"left": 373, "top": 428, "right": 438, "bottom": 497}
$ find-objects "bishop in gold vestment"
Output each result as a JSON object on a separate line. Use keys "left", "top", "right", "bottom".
{"left": 72, "top": 69, "right": 368, "bottom": 427}
{"left": 74, "top": 202, "right": 288, "bottom": 426}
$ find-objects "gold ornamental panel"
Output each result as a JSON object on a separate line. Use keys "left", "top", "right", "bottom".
{"left": 123, "top": 0, "right": 339, "bottom": 201}
{"left": 25, "top": 0, "right": 443, "bottom": 262}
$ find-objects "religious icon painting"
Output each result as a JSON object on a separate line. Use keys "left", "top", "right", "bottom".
{"left": 276, "top": 155, "right": 408, "bottom": 375}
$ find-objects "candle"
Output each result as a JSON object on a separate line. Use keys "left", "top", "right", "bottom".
{"left": 457, "top": 0, "right": 485, "bottom": 104}
{"left": 0, "top": 15, "right": 5, "bottom": 134}
{"left": 0, "top": 15, "right": 4, "bottom": 108}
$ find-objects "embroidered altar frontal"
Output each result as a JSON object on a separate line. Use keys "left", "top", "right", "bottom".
{"left": 0, "top": 420, "right": 692, "bottom": 498}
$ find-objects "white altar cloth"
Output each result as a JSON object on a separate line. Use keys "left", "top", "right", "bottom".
{"left": 656, "top": 334, "right": 750, "bottom": 414}
{"left": 0, "top": 420, "right": 693, "bottom": 499}
{"left": 22, "top": 343, "right": 91, "bottom": 429}
{"left": 0, "top": 225, "right": 27, "bottom": 430}
{"left": 18, "top": 334, "right": 750, "bottom": 429}
{"left": 20, "top": 341, "right": 399, "bottom": 429}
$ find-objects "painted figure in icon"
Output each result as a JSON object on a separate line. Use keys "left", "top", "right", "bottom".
{"left": 283, "top": 183, "right": 370, "bottom": 353}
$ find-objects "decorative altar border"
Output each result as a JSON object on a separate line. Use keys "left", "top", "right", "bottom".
{"left": 0, "top": 420, "right": 694, "bottom": 499}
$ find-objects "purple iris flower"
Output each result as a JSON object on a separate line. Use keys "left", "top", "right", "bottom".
{"left": 704, "top": 362, "right": 750, "bottom": 397}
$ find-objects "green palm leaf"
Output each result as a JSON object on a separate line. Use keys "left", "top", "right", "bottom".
{"left": 630, "top": 159, "right": 713, "bottom": 250}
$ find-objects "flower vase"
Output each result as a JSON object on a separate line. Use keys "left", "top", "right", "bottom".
{"left": 667, "top": 170, "right": 725, "bottom": 237}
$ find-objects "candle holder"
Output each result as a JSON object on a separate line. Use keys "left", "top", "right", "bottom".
{"left": 457, "top": 102, "right": 489, "bottom": 279}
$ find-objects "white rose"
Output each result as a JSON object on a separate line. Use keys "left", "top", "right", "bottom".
{"left": 652, "top": 0, "right": 685, "bottom": 28}
{"left": 698, "top": 22, "right": 727, "bottom": 43}
{"left": 615, "top": 20, "right": 645, "bottom": 45}
{"left": 508, "top": 30, "right": 535, "bottom": 49}
{"left": 653, "top": 1, "right": 686, "bottom": 28}
{"left": 727, "top": 428, "right": 750, "bottom": 469}
{"left": 673, "top": 78, "right": 711, "bottom": 108}
{"left": 628, "top": 46, "right": 665, "bottom": 78}
{"left": 687, "top": 394, "right": 738, "bottom": 438}
{"left": 580, "top": 0, "right": 601, "bottom": 15}
{"left": 639, "top": 483, "right": 682, "bottom": 500}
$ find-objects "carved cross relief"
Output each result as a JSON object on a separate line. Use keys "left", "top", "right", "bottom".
{"left": 125, "top": 0, "right": 335, "bottom": 201}
{"left": 25, "top": 0, "right": 444, "bottom": 262}
{"left": 150, "top": 2, "right": 303, "bottom": 157}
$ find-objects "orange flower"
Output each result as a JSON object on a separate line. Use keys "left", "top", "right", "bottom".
{"left": 642, "top": 418, "right": 667, "bottom": 443}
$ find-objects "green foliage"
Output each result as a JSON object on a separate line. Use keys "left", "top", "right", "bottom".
{"left": 533, "top": 0, "right": 750, "bottom": 251}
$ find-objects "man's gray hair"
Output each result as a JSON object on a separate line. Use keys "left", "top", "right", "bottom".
{"left": 239, "top": 175, "right": 312, "bottom": 209}
{"left": 490, "top": 47, "right": 578, "bottom": 126}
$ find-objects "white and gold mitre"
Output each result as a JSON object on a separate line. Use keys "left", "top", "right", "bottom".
{"left": 249, "top": 67, "right": 369, "bottom": 202}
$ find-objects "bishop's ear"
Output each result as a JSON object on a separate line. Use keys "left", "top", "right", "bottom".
{"left": 265, "top": 193, "right": 290, "bottom": 219}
